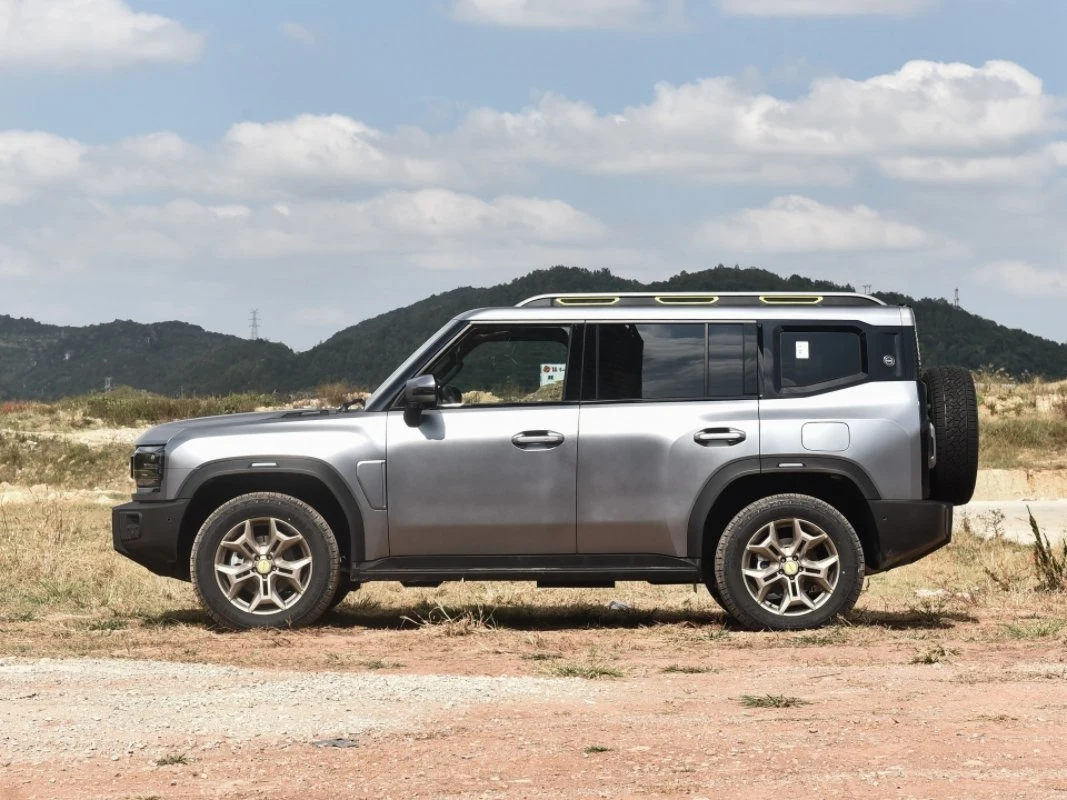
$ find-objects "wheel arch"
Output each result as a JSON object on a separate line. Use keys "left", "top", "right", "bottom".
{"left": 689, "top": 458, "right": 881, "bottom": 575}
{"left": 175, "top": 458, "right": 364, "bottom": 581}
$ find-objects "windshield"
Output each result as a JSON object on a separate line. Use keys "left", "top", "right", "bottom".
{"left": 362, "top": 319, "right": 467, "bottom": 411}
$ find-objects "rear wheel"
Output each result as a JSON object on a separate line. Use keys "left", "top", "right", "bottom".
{"left": 923, "top": 365, "right": 979, "bottom": 505}
{"left": 190, "top": 492, "right": 340, "bottom": 630}
{"left": 711, "top": 494, "right": 864, "bottom": 631}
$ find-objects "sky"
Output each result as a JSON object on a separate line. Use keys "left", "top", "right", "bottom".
{"left": 1, "top": 0, "right": 1066, "bottom": 351}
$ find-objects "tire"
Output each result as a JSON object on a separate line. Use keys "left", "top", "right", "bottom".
{"left": 190, "top": 492, "right": 341, "bottom": 630}
{"left": 923, "top": 366, "right": 979, "bottom": 506}
{"left": 711, "top": 494, "right": 864, "bottom": 631}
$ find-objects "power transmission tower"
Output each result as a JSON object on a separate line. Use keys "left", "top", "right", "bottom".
{"left": 249, "top": 309, "right": 260, "bottom": 340}
{"left": 862, "top": 284, "right": 872, "bottom": 295}
{"left": 104, "top": 377, "right": 112, "bottom": 392}
{"left": 953, "top": 288, "right": 959, "bottom": 309}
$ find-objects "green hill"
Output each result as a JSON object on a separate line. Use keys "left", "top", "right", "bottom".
{"left": 1, "top": 265, "right": 1064, "bottom": 400}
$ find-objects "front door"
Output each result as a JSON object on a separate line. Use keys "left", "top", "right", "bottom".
{"left": 577, "top": 322, "right": 761, "bottom": 557}
{"left": 386, "top": 323, "right": 581, "bottom": 556}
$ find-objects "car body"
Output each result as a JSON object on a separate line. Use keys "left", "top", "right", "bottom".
{"left": 113, "top": 291, "right": 977, "bottom": 630}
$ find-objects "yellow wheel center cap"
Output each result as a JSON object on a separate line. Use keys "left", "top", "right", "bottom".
{"left": 256, "top": 559, "right": 272, "bottom": 575}
{"left": 783, "top": 560, "right": 799, "bottom": 577}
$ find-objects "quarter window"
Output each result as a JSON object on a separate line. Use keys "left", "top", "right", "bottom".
{"left": 779, "top": 329, "right": 865, "bottom": 390}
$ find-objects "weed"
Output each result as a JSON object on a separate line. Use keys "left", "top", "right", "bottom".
{"left": 548, "top": 661, "right": 625, "bottom": 680}
{"left": 401, "top": 602, "right": 497, "bottom": 636}
{"left": 154, "top": 752, "right": 189, "bottom": 766}
{"left": 521, "top": 652, "right": 561, "bottom": 661}
{"left": 739, "top": 694, "right": 809, "bottom": 709}
{"left": 584, "top": 745, "right": 612, "bottom": 754}
{"left": 789, "top": 628, "right": 848, "bottom": 647}
{"left": 661, "top": 664, "right": 715, "bottom": 674}
{"left": 911, "top": 644, "right": 956, "bottom": 664}
{"left": 361, "top": 658, "right": 403, "bottom": 670}
{"left": 1030, "top": 507, "right": 1067, "bottom": 591}
{"left": 86, "top": 617, "right": 127, "bottom": 632}
{"left": 1001, "top": 619, "right": 1065, "bottom": 639}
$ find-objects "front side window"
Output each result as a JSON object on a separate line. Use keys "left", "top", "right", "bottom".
{"left": 596, "top": 323, "right": 706, "bottom": 401}
{"left": 427, "top": 325, "right": 573, "bottom": 406}
{"left": 779, "top": 329, "right": 865, "bottom": 390}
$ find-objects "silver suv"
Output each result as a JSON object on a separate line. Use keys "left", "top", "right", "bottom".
{"left": 112, "top": 291, "right": 979, "bottom": 631}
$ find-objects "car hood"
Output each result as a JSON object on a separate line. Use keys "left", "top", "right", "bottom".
{"left": 135, "top": 408, "right": 351, "bottom": 446}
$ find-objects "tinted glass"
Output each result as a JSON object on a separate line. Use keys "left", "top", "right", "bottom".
{"left": 597, "top": 324, "right": 705, "bottom": 400}
{"left": 708, "top": 324, "right": 744, "bottom": 397}
{"left": 779, "top": 329, "right": 864, "bottom": 389}
{"left": 429, "top": 325, "right": 571, "bottom": 405}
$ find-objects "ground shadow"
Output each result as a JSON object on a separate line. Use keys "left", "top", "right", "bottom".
{"left": 845, "top": 607, "right": 978, "bottom": 630}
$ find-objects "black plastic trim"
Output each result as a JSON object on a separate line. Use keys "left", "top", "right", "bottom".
{"left": 686, "top": 457, "right": 763, "bottom": 556}
{"left": 355, "top": 554, "right": 700, "bottom": 583}
{"left": 112, "top": 499, "right": 189, "bottom": 579}
{"left": 759, "top": 456, "right": 881, "bottom": 499}
{"left": 177, "top": 456, "right": 366, "bottom": 562}
{"left": 868, "top": 499, "right": 952, "bottom": 572}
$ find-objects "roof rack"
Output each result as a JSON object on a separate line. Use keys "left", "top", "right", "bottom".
{"left": 516, "top": 291, "right": 885, "bottom": 308}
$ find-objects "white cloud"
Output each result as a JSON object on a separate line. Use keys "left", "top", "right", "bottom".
{"left": 975, "top": 260, "right": 1067, "bottom": 298}
{"left": 0, "top": 243, "right": 33, "bottom": 277}
{"left": 0, "top": 131, "right": 86, "bottom": 204}
{"left": 450, "top": 60, "right": 1060, "bottom": 184}
{"left": 695, "top": 195, "right": 934, "bottom": 254}
{"left": 451, "top": 0, "right": 652, "bottom": 28}
{"left": 0, "top": 0, "right": 204, "bottom": 70}
{"left": 720, "top": 0, "right": 935, "bottom": 16}
{"left": 279, "top": 22, "right": 316, "bottom": 47}
{"left": 878, "top": 143, "right": 1067, "bottom": 184}
{"left": 32, "top": 191, "right": 608, "bottom": 265}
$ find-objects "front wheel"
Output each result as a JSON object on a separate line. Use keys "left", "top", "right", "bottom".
{"left": 710, "top": 494, "right": 864, "bottom": 631}
{"left": 190, "top": 492, "right": 341, "bottom": 630}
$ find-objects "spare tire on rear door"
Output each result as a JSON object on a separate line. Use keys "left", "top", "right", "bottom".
{"left": 922, "top": 366, "right": 979, "bottom": 505}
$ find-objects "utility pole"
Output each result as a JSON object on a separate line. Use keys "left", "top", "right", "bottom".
{"left": 953, "top": 288, "right": 960, "bottom": 309}
{"left": 249, "top": 309, "right": 260, "bottom": 340}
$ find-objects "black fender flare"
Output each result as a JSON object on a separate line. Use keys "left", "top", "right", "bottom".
{"left": 685, "top": 455, "right": 881, "bottom": 558}
{"left": 177, "top": 456, "right": 366, "bottom": 562}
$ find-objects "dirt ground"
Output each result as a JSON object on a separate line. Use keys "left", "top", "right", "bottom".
{"left": 3, "top": 595, "right": 1067, "bottom": 800}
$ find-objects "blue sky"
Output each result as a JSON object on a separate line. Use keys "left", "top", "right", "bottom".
{"left": 1, "top": 0, "right": 1065, "bottom": 349}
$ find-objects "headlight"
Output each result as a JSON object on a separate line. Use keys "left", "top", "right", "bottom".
{"left": 131, "top": 446, "right": 165, "bottom": 490}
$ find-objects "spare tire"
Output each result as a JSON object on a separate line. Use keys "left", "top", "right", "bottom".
{"left": 923, "top": 366, "right": 979, "bottom": 505}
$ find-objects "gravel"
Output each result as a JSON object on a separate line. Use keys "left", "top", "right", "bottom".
{"left": 0, "top": 658, "right": 594, "bottom": 763}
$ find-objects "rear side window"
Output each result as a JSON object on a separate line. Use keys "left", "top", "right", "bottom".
{"left": 597, "top": 323, "right": 705, "bottom": 400}
{"left": 779, "top": 329, "right": 865, "bottom": 390}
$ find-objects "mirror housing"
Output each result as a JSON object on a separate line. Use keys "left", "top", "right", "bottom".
{"left": 402, "top": 375, "right": 438, "bottom": 426}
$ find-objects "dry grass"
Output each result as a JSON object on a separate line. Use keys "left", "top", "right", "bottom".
{"left": 0, "top": 433, "right": 131, "bottom": 490}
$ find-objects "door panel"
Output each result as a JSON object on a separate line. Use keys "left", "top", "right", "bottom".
{"left": 386, "top": 406, "right": 578, "bottom": 556}
{"left": 576, "top": 401, "right": 760, "bottom": 557}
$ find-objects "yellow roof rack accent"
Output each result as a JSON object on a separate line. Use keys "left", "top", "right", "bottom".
{"left": 759, "top": 294, "right": 823, "bottom": 305}
{"left": 654, "top": 295, "right": 719, "bottom": 305}
{"left": 555, "top": 296, "right": 619, "bottom": 306}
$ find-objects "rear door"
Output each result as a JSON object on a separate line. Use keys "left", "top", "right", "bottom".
{"left": 576, "top": 322, "right": 760, "bottom": 557}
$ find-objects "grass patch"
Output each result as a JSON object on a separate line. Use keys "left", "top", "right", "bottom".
{"left": 68, "top": 388, "right": 277, "bottom": 427}
{"left": 360, "top": 658, "right": 404, "bottom": 670}
{"left": 548, "top": 661, "right": 625, "bottom": 680}
{"left": 584, "top": 745, "right": 612, "bottom": 754}
{"left": 154, "top": 752, "right": 189, "bottom": 767}
{"left": 911, "top": 644, "right": 956, "bottom": 664}
{"left": 980, "top": 417, "right": 1067, "bottom": 469}
{"left": 86, "top": 617, "right": 127, "bottom": 631}
{"left": 661, "top": 664, "right": 716, "bottom": 674}
{"left": 739, "top": 694, "right": 809, "bottom": 709}
{"left": 1001, "top": 620, "right": 1065, "bottom": 639}
{"left": 0, "top": 433, "right": 130, "bottom": 490}
{"left": 521, "top": 652, "right": 561, "bottom": 661}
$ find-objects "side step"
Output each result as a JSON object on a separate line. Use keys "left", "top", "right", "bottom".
{"left": 356, "top": 554, "right": 701, "bottom": 585}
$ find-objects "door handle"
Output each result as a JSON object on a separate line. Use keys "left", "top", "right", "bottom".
{"left": 694, "top": 427, "right": 747, "bottom": 446}
{"left": 512, "top": 430, "right": 565, "bottom": 449}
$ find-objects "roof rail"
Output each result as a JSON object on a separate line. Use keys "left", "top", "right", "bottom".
{"left": 516, "top": 291, "right": 885, "bottom": 308}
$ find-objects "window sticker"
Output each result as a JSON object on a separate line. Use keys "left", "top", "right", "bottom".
{"left": 795, "top": 340, "right": 810, "bottom": 360}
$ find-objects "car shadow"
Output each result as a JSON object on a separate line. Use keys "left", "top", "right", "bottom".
{"left": 138, "top": 602, "right": 977, "bottom": 634}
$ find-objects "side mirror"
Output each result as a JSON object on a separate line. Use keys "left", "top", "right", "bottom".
{"left": 402, "top": 375, "right": 438, "bottom": 426}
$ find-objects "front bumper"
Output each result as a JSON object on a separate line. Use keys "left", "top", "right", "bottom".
{"left": 868, "top": 499, "right": 953, "bottom": 573}
{"left": 112, "top": 499, "right": 190, "bottom": 580}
